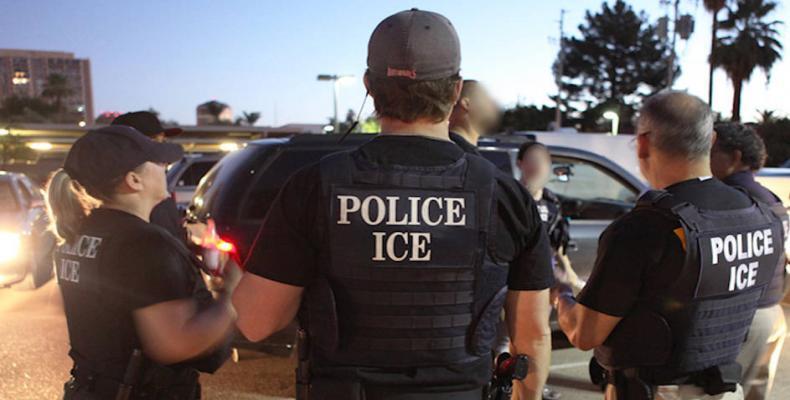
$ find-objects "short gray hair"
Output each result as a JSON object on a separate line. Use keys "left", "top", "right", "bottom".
{"left": 639, "top": 91, "right": 714, "bottom": 160}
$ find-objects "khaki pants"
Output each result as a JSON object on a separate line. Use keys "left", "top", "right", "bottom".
{"left": 735, "top": 304, "right": 787, "bottom": 400}
{"left": 604, "top": 384, "right": 744, "bottom": 400}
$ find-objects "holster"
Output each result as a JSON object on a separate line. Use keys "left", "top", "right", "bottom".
{"left": 691, "top": 363, "right": 741, "bottom": 396}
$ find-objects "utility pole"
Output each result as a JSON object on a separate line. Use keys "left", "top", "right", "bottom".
{"left": 666, "top": 0, "right": 680, "bottom": 88}
{"left": 554, "top": 9, "right": 567, "bottom": 131}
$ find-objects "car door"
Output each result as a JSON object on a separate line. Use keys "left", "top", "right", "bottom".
{"left": 544, "top": 155, "right": 640, "bottom": 278}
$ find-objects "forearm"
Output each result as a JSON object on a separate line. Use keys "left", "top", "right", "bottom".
{"left": 511, "top": 330, "right": 551, "bottom": 400}
{"left": 180, "top": 294, "right": 237, "bottom": 354}
{"left": 556, "top": 294, "right": 584, "bottom": 349}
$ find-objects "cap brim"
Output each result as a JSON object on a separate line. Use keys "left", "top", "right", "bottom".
{"left": 163, "top": 127, "right": 183, "bottom": 137}
{"left": 150, "top": 142, "right": 184, "bottom": 164}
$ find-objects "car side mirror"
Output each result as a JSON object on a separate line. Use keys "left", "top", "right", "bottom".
{"left": 554, "top": 165, "right": 572, "bottom": 183}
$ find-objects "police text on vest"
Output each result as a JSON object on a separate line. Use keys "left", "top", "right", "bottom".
{"left": 337, "top": 195, "right": 467, "bottom": 262}
{"left": 709, "top": 229, "right": 774, "bottom": 291}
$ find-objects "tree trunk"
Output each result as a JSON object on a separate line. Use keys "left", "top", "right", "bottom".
{"left": 732, "top": 78, "right": 743, "bottom": 121}
{"left": 708, "top": 10, "right": 718, "bottom": 105}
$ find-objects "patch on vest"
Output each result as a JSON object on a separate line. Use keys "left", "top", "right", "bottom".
{"left": 331, "top": 188, "right": 478, "bottom": 266}
{"left": 56, "top": 235, "right": 103, "bottom": 284}
{"left": 696, "top": 225, "right": 780, "bottom": 297}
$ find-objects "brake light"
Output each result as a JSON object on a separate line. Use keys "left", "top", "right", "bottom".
{"left": 200, "top": 219, "right": 241, "bottom": 270}
{"left": 216, "top": 239, "right": 235, "bottom": 253}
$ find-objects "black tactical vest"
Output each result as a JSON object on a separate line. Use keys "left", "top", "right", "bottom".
{"left": 304, "top": 149, "right": 507, "bottom": 372}
{"left": 595, "top": 190, "right": 785, "bottom": 382}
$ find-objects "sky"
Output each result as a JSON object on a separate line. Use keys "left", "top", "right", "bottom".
{"left": 1, "top": 0, "right": 788, "bottom": 128}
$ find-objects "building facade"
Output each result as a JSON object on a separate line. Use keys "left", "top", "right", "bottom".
{"left": 0, "top": 49, "right": 94, "bottom": 123}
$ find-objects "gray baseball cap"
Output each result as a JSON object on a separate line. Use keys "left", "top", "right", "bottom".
{"left": 367, "top": 8, "right": 461, "bottom": 81}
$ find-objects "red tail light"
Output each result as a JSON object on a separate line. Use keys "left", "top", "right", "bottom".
{"left": 200, "top": 219, "right": 241, "bottom": 271}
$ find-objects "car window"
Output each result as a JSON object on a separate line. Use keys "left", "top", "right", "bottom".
{"left": 177, "top": 160, "right": 217, "bottom": 187}
{"left": 0, "top": 181, "right": 19, "bottom": 212}
{"left": 546, "top": 156, "right": 638, "bottom": 220}
{"left": 19, "top": 177, "right": 42, "bottom": 202}
{"left": 479, "top": 149, "right": 514, "bottom": 175}
{"left": 241, "top": 148, "right": 338, "bottom": 220}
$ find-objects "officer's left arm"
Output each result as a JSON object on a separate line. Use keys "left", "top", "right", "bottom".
{"left": 552, "top": 286, "right": 622, "bottom": 351}
{"left": 233, "top": 272, "right": 304, "bottom": 342}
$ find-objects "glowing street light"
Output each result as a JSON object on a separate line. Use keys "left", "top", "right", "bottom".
{"left": 219, "top": 142, "right": 240, "bottom": 152}
{"left": 317, "top": 74, "right": 354, "bottom": 134}
{"left": 0, "top": 128, "right": 8, "bottom": 136}
{"left": 28, "top": 142, "right": 53, "bottom": 151}
{"left": 603, "top": 111, "right": 620, "bottom": 136}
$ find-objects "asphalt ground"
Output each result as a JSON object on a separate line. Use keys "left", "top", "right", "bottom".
{"left": 2, "top": 281, "right": 789, "bottom": 399}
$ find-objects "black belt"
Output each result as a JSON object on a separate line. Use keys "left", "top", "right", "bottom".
{"left": 605, "top": 364, "right": 740, "bottom": 397}
{"left": 69, "top": 365, "right": 125, "bottom": 396}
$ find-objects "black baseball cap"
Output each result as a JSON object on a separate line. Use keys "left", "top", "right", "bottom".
{"left": 64, "top": 126, "right": 183, "bottom": 194}
{"left": 111, "top": 111, "right": 182, "bottom": 137}
{"left": 367, "top": 8, "right": 461, "bottom": 81}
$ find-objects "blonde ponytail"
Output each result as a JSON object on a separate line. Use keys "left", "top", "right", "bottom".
{"left": 45, "top": 169, "right": 100, "bottom": 244}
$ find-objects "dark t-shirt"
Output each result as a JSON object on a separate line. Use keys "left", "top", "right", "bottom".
{"left": 56, "top": 208, "right": 213, "bottom": 376}
{"left": 246, "top": 135, "right": 554, "bottom": 291}
{"left": 577, "top": 177, "right": 753, "bottom": 317}
{"left": 150, "top": 197, "right": 187, "bottom": 244}
{"left": 449, "top": 131, "right": 481, "bottom": 156}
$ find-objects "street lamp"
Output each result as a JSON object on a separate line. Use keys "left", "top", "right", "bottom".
{"left": 317, "top": 74, "right": 354, "bottom": 134}
{"left": 603, "top": 111, "right": 620, "bottom": 136}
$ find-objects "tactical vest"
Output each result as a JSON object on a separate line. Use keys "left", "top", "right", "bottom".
{"left": 304, "top": 149, "right": 508, "bottom": 371}
{"left": 595, "top": 190, "right": 785, "bottom": 382}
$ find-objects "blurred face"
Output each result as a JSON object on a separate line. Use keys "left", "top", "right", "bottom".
{"left": 518, "top": 146, "right": 552, "bottom": 192}
{"left": 636, "top": 118, "right": 656, "bottom": 187}
{"left": 709, "top": 146, "right": 737, "bottom": 179}
{"left": 468, "top": 86, "right": 501, "bottom": 134}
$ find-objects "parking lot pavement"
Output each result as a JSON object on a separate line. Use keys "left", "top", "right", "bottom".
{"left": 2, "top": 282, "right": 790, "bottom": 399}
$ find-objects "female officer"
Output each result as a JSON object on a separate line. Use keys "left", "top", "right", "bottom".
{"left": 516, "top": 141, "right": 584, "bottom": 291}
{"left": 47, "top": 126, "right": 238, "bottom": 399}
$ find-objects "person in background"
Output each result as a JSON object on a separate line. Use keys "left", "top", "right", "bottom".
{"left": 450, "top": 82, "right": 562, "bottom": 400}
{"left": 448, "top": 79, "right": 500, "bottom": 154}
{"left": 49, "top": 126, "right": 238, "bottom": 399}
{"left": 553, "top": 91, "right": 784, "bottom": 400}
{"left": 710, "top": 122, "right": 789, "bottom": 400}
{"left": 232, "top": 9, "right": 554, "bottom": 400}
{"left": 516, "top": 141, "right": 584, "bottom": 292}
{"left": 112, "top": 111, "right": 187, "bottom": 243}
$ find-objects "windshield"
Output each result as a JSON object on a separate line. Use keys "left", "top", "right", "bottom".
{"left": 0, "top": 181, "right": 19, "bottom": 212}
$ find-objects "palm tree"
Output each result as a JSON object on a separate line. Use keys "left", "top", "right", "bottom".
{"left": 711, "top": 0, "right": 783, "bottom": 121}
{"left": 703, "top": 0, "right": 728, "bottom": 105}
{"left": 41, "top": 74, "right": 72, "bottom": 112}
{"left": 242, "top": 111, "right": 261, "bottom": 126}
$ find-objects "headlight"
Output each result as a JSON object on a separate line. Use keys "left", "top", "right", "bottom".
{"left": 0, "top": 232, "right": 21, "bottom": 262}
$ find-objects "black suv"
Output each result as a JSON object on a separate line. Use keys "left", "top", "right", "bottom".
{"left": 185, "top": 134, "right": 646, "bottom": 350}
{"left": 186, "top": 134, "right": 645, "bottom": 276}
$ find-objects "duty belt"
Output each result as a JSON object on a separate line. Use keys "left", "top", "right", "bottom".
{"left": 605, "top": 363, "right": 740, "bottom": 398}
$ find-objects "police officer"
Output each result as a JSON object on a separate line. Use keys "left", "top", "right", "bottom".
{"left": 710, "top": 122, "right": 789, "bottom": 400}
{"left": 233, "top": 9, "right": 554, "bottom": 400}
{"left": 516, "top": 141, "right": 582, "bottom": 291}
{"left": 448, "top": 79, "right": 500, "bottom": 155}
{"left": 48, "top": 126, "right": 238, "bottom": 399}
{"left": 112, "top": 111, "right": 188, "bottom": 243}
{"left": 552, "top": 91, "right": 785, "bottom": 400}
{"left": 449, "top": 82, "right": 563, "bottom": 400}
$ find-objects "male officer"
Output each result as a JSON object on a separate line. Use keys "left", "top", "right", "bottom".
{"left": 449, "top": 81, "right": 563, "bottom": 400}
{"left": 711, "top": 122, "right": 789, "bottom": 400}
{"left": 448, "top": 79, "right": 500, "bottom": 154}
{"left": 552, "top": 91, "right": 785, "bottom": 400}
{"left": 233, "top": 9, "right": 554, "bottom": 400}
{"left": 112, "top": 111, "right": 187, "bottom": 243}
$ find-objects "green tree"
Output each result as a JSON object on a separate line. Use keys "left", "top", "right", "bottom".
{"left": 0, "top": 95, "right": 56, "bottom": 123}
{"left": 242, "top": 111, "right": 261, "bottom": 126}
{"left": 499, "top": 105, "right": 557, "bottom": 132}
{"left": 711, "top": 0, "right": 782, "bottom": 121}
{"left": 558, "top": 0, "right": 676, "bottom": 132}
{"left": 703, "top": 0, "right": 729, "bottom": 104}
{"left": 756, "top": 117, "right": 790, "bottom": 166}
{"left": 41, "top": 73, "right": 72, "bottom": 112}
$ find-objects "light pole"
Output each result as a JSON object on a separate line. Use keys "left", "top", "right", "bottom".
{"left": 317, "top": 74, "right": 354, "bottom": 133}
{"left": 603, "top": 111, "right": 620, "bottom": 136}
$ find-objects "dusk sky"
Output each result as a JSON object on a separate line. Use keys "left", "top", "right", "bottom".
{"left": 2, "top": 0, "right": 788, "bottom": 128}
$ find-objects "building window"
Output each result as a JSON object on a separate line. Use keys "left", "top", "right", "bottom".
{"left": 12, "top": 71, "right": 29, "bottom": 85}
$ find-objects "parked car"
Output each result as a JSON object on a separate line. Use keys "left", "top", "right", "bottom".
{"left": 167, "top": 153, "right": 222, "bottom": 208}
{"left": 184, "top": 134, "right": 646, "bottom": 350}
{"left": 0, "top": 171, "right": 56, "bottom": 289}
